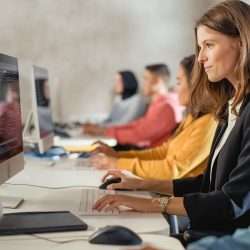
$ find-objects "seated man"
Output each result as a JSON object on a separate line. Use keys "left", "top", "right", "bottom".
{"left": 84, "top": 64, "right": 183, "bottom": 149}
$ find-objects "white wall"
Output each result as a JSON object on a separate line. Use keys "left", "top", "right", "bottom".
{"left": 0, "top": 0, "right": 221, "bottom": 123}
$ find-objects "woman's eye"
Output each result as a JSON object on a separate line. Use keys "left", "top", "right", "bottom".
{"left": 206, "top": 43, "right": 213, "bottom": 48}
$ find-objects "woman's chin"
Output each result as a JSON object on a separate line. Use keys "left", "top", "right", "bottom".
{"left": 207, "top": 75, "right": 223, "bottom": 83}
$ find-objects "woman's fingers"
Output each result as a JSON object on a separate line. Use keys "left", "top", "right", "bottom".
{"left": 93, "top": 194, "right": 127, "bottom": 211}
{"left": 93, "top": 194, "right": 154, "bottom": 213}
{"left": 101, "top": 170, "right": 124, "bottom": 181}
{"left": 101, "top": 170, "right": 119, "bottom": 182}
{"left": 107, "top": 183, "right": 124, "bottom": 190}
{"left": 90, "top": 153, "right": 105, "bottom": 162}
{"left": 105, "top": 201, "right": 123, "bottom": 211}
{"left": 93, "top": 194, "right": 117, "bottom": 210}
{"left": 101, "top": 172, "right": 112, "bottom": 182}
{"left": 90, "top": 147, "right": 102, "bottom": 155}
{"left": 90, "top": 158, "right": 105, "bottom": 169}
{"left": 91, "top": 140, "right": 103, "bottom": 146}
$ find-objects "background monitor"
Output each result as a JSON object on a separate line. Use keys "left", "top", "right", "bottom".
{"left": 31, "top": 65, "right": 54, "bottom": 154}
{"left": 0, "top": 53, "right": 24, "bottom": 185}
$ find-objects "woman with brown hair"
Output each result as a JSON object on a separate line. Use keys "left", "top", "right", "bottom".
{"left": 93, "top": 0, "right": 250, "bottom": 244}
{"left": 90, "top": 55, "right": 217, "bottom": 180}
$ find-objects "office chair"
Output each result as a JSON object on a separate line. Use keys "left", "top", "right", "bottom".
{"left": 169, "top": 215, "right": 179, "bottom": 234}
{"left": 169, "top": 216, "right": 232, "bottom": 246}
{"left": 163, "top": 214, "right": 179, "bottom": 234}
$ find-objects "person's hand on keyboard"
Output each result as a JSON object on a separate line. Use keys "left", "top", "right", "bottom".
{"left": 91, "top": 140, "right": 119, "bottom": 158}
{"left": 90, "top": 153, "right": 118, "bottom": 170}
{"left": 93, "top": 194, "right": 162, "bottom": 213}
{"left": 83, "top": 123, "right": 104, "bottom": 136}
{"left": 101, "top": 170, "right": 143, "bottom": 190}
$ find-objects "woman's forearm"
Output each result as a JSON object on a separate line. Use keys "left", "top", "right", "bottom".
{"left": 138, "top": 181, "right": 187, "bottom": 216}
{"left": 166, "top": 197, "right": 187, "bottom": 216}
{"left": 138, "top": 179, "right": 174, "bottom": 196}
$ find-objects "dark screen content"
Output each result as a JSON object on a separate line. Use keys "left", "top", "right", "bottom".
{"left": 34, "top": 75, "right": 54, "bottom": 138}
{"left": 0, "top": 69, "right": 22, "bottom": 164}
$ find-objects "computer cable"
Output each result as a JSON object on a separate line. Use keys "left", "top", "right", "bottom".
{"left": 5, "top": 183, "right": 98, "bottom": 189}
{"left": 30, "top": 234, "right": 89, "bottom": 244}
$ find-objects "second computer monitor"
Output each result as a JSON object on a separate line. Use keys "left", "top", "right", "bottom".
{"left": 31, "top": 65, "right": 54, "bottom": 154}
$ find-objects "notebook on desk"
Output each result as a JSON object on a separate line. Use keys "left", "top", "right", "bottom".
{"left": 0, "top": 211, "right": 87, "bottom": 236}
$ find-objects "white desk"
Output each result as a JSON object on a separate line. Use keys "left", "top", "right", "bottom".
{"left": 54, "top": 135, "right": 117, "bottom": 148}
{"left": 0, "top": 159, "right": 184, "bottom": 250}
{"left": 1, "top": 160, "right": 169, "bottom": 234}
{"left": 0, "top": 233, "right": 184, "bottom": 250}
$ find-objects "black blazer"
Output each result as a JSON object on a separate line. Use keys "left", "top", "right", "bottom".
{"left": 173, "top": 94, "right": 250, "bottom": 233}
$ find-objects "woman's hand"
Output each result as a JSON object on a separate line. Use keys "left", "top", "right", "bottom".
{"left": 90, "top": 153, "right": 118, "bottom": 169}
{"left": 93, "top": 194, "right": 161, "bottom": 213}
{"left": 83, "top": 123, "right": 103, "bottom": 135}
{"left": 91, "top": 141, "right": 119, "bottom": 158}
{"left": 100, "top": 169, "right": 145, "bottom": 190}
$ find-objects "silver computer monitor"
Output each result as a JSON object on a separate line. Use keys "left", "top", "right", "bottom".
{"left": 0, "top": 53, "right": 24, "bottom": 185}
{"left": 31, "top": 65, "right": 54, "bottom": 154}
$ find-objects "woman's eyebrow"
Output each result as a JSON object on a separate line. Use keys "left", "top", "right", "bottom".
{"left": 199, "top": 39, "right": 216, "bottom": 46}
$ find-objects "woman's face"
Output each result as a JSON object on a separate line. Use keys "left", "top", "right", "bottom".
{"left": 114, "top": 74, "right": 124, "bottom": 94}
{"left": 197, "top": 25, "right": 241, "bottom": 86}
{"left": 176, "top": 65, "right": 190, "bottom": 107}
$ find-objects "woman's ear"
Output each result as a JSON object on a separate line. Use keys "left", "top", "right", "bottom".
{"left": 238, "top": 40, "right": 243, "bottom": 50}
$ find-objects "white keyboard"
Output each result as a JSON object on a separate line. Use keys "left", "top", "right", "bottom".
{"left": 74, "top": 157, "right": 90, "bottom": 167}
{"left": 79, "top": 189, "right": 120, "bottom": 216}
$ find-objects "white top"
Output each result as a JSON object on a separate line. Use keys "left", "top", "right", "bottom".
{"left": 100, "top": 94, "right": 147, "bottom": 126}
{"left": 210, "top": 100, "right": 242, "bottom": 181}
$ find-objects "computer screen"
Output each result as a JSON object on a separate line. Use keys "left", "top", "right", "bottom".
{"left": 33, "top": 66, "right": 54, "bottom": 139}
{"left": 0, "top": 54, "right": 23, "bottom": 165}
{"left": 0, "top": 53, "right": 24, "bottom": 185}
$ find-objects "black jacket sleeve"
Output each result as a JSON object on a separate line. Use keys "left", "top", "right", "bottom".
{"left": 173, "top": 174, "right": 204, "bottom": 197}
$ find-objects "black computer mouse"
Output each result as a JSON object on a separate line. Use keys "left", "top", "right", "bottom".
{"left": 88, "top": 225, "right": 142, "bottom": 245}
{"left": 99, "top": 177, "right": 122, "bottom": 189}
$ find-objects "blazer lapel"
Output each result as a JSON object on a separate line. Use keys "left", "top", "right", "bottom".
{"left": 201, "top": 93, "right": 250, "bottom": 192}
{"left": 201, "top": 94, "right": 250, "bottom": 192}
{"left": 201, "top": 121, "right": 228, "bottom": 192}
{"left": 239, "top": 93, "right": 250, "bottom": 115}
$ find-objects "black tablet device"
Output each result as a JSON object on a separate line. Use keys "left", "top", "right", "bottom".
{"left": 0, "top": 211, "right": 87, "bottom": 236}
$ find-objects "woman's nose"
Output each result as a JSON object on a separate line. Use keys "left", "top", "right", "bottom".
{"left": 198, "top": 49, "right": 207, "bottom": 63}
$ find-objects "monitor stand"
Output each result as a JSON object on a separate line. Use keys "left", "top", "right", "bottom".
{"left": 22, "top": 110, "right": 37, "bottom": 143}
{"left": 1, "top": 196, "right": 24, "bottom": 209}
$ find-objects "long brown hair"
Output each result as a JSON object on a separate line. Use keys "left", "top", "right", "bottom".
{"left": 180, "top": 55, "right": 201, "bottom": 119}
{"left": 191, "top": 0, "right": 250, "bottom": 122}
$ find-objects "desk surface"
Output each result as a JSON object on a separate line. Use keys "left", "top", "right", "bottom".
{"left": 0, "top": 233, "right": 184, "bottom": 250}
{"left": 0, "top": 159, "right": 181, "bottom": 249}
{"left": 1, "top": 160, "right": 169, "bottom": 235}
{"left": 54, "top": 135, "right": 117, "bottom": 150}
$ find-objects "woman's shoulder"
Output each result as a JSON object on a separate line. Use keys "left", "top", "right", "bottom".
{"left": 125, "top": 94, "right": 146, "bottom": 103}
{"left": 240, "top": 94, "right": 250, "bottom": 116}
{"left": 193, "top": 113, "right": 217, "bottom": 127}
